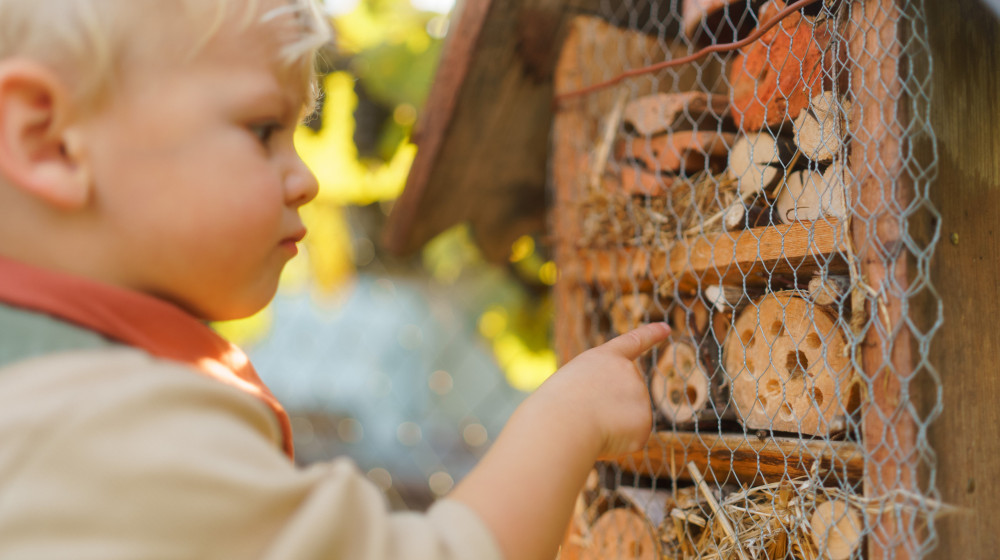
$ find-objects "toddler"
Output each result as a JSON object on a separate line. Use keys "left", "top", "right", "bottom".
{"left": 0, "top": 1, "right": 671, "bottom": 558}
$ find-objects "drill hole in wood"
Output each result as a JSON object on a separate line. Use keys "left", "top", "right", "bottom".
{"left": 806, "top": 332, "right": 822, "bottom": 349}
{"left": 766, "top": 378, "right": 781, "bottom": 394}
{"left": 781, "top": 402, "right": 795, "bottom": 420}
{"left": 785, "top": 350, "right": 810, "bottom": 377}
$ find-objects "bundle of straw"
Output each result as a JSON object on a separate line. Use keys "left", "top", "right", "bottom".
{"left": 578, "top": 170, "right": 739, "bottom": 248}
{"left": 656, "top": 463, "right": 952, "bottom": 560}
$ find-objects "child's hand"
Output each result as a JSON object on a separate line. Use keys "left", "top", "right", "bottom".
{"left": 449, "top": 322, "right": 671, "bottom": 560}
{"left": 534, "top": 322, "right": 672, "bottom": 459}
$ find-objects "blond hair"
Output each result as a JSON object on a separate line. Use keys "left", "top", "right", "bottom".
{"left": 0, "top": 0, "right": 331, "bottom": 112}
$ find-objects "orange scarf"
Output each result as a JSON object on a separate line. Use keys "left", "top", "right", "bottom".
{"left": 0, "top": 256, "right": 294, "bottom": 459}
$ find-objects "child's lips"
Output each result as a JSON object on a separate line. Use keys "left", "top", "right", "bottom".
{"left": 280, "top": 229, "right": 307, "bottom": 254}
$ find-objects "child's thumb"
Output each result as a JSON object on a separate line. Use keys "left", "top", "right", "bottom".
{"left": 602, "top": 323, "right": 671, "bottom": 360}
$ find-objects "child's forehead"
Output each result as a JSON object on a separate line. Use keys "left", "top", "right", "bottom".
{"left": 157, "top": 2, "right": 317, "bottom": 102}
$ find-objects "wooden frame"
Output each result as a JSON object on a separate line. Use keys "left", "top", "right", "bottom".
{"left": 552, "top": 2, "right": 924, "bottom": 558}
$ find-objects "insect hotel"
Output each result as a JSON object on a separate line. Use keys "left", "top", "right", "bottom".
{"left": 385, "top": 0, "right": 1000, "bottom": 558}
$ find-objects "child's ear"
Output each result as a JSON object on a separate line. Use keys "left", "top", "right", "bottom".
{"left": 0, "top": 60, "right": 91, "bottom": 211}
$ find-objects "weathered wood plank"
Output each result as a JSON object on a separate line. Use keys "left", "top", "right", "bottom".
{"left": 919, "top": 1, "right": 1000, "bottom": 557}
{"left": 612, "top": 431, "right": 865, "bottom": 486}
{"left": 384, "top": 0, "right": 564, "bottom": 263}
{"left": 574, "top": 220, "right": 849, "bottom": 292}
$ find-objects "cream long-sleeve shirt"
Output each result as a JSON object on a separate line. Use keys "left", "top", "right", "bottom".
{"left": 0, "top": 347, "right": 503, "bottom": 560}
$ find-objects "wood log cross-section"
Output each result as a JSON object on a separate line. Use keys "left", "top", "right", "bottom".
{"left": 775, "top": 166, "right": 847, "bottom": 223}
{"left": 808, "top": 274, "right": 850, "bottom": 307}
{"left": 723, "top": 292, "right": 858, "bottom": 435}
{"left": 793, "top": 92, "right": 852, "bottom": 163}
{"left": 728, "top": 133, "right": 797, "bottom": 197}
{"left": 578, "top": 508, "right": 660, "bottom": 560}
{"left": 810, "top": 500, "right": 863, "bottom": 560}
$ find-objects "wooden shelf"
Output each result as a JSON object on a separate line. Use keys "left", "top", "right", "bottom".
{"left": 610, "top": 431, "right": 864, "bottom": 487}
{"left": 572, "top": 220, "right": 849, "bottom": 293}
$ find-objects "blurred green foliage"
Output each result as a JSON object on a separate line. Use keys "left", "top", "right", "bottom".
{"left": 217, "top": 0, "right": 556, "bottom": 391}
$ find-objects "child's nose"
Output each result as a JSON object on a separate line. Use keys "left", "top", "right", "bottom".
{"left": 284, "top": 155, "right": 319, "bottom": 207}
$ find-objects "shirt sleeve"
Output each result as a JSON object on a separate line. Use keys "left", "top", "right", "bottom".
{"left": 0, "top": 349, "right": 504, "bottom": 560}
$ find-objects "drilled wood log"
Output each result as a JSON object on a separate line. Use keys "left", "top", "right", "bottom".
{"left": 723, "top": 292, "right": 858, "bottom": 435}
{"left": 650, "top": 340, "right": 711, "bottom": 424}
{"left": 618, "top": 130, "right": 737, "bottom": 175}
{"left": 810, "top": 500, "right": 863, "bottom": 560}
{"left": 623, "top": 92, "right": 731, "bottom": 136}
{"left": 793, "top": 92, "right": 852, "bottom": 163}
{"left": 728, "top": 133, "right": 797, "bottom": 197}
{"left": 775, "top": 167, "right": 847, "bottom": 223}
{"left": 579, "top": 508, "right": 660, "bottom": 560}
{"left": 729, "top": 1, "right": 837, "bottom": 131}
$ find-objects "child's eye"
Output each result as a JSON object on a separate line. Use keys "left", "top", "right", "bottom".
{"left": 249, "top": 122, "right": 281, "bottom": 145}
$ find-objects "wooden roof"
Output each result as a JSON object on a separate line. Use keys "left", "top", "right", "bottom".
{"left": 382, "top": 0, "right": 754, "bottom": 262}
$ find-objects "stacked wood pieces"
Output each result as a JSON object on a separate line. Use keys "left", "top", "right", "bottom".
{"left": 579, "top": 89, "right": 742, "bottom": 248}
{"left": 726, "top": 92, "right": 854, "bottom": 229}
{"left": 555, "top": 6, "right": 878, "bottom": 559}
{"left": 722, "top": 1, "right": 853, "bottom": 227}
{"left": 729, "top": 0, "right": 842, "bottom": 132}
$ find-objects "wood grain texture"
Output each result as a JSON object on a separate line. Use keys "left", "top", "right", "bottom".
{"left": 574, "top": 220, "right": 849, "bottom": 293}
{"left": 612, "top": 431, "right": 864, "bottom": 486}
{"left": 729, "top": 1, "right": 835, "bottom": 131}
{"left": 847, "top": 2, "right": 918, "bottom": 558}
{"left": 552, "top": 17, "right": 674, "bottom": 364}
{"left": 918, "top": 0, "right": 1000, "bottom": 557}
{"left": 384, "top": 0, "right": 562, "bottom": 263}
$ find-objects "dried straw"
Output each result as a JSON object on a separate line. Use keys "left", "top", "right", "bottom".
{"left": 656, "top": 472, "right": 954, "bottom": 560}
{"left": 579, "top": 169, "right": 740, "bottom": 249}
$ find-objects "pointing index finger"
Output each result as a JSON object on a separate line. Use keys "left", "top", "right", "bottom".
{"left": 603, "top": 322, "right": 672, "bottom": 360}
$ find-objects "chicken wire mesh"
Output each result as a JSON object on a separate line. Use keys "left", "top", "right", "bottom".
{"left": 552, "top": 0, "right": 943, "bottom": 559}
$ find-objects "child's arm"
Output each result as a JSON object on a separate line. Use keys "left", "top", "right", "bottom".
{"left": 448, "top": 322, "right": 671, "bottom": 560}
